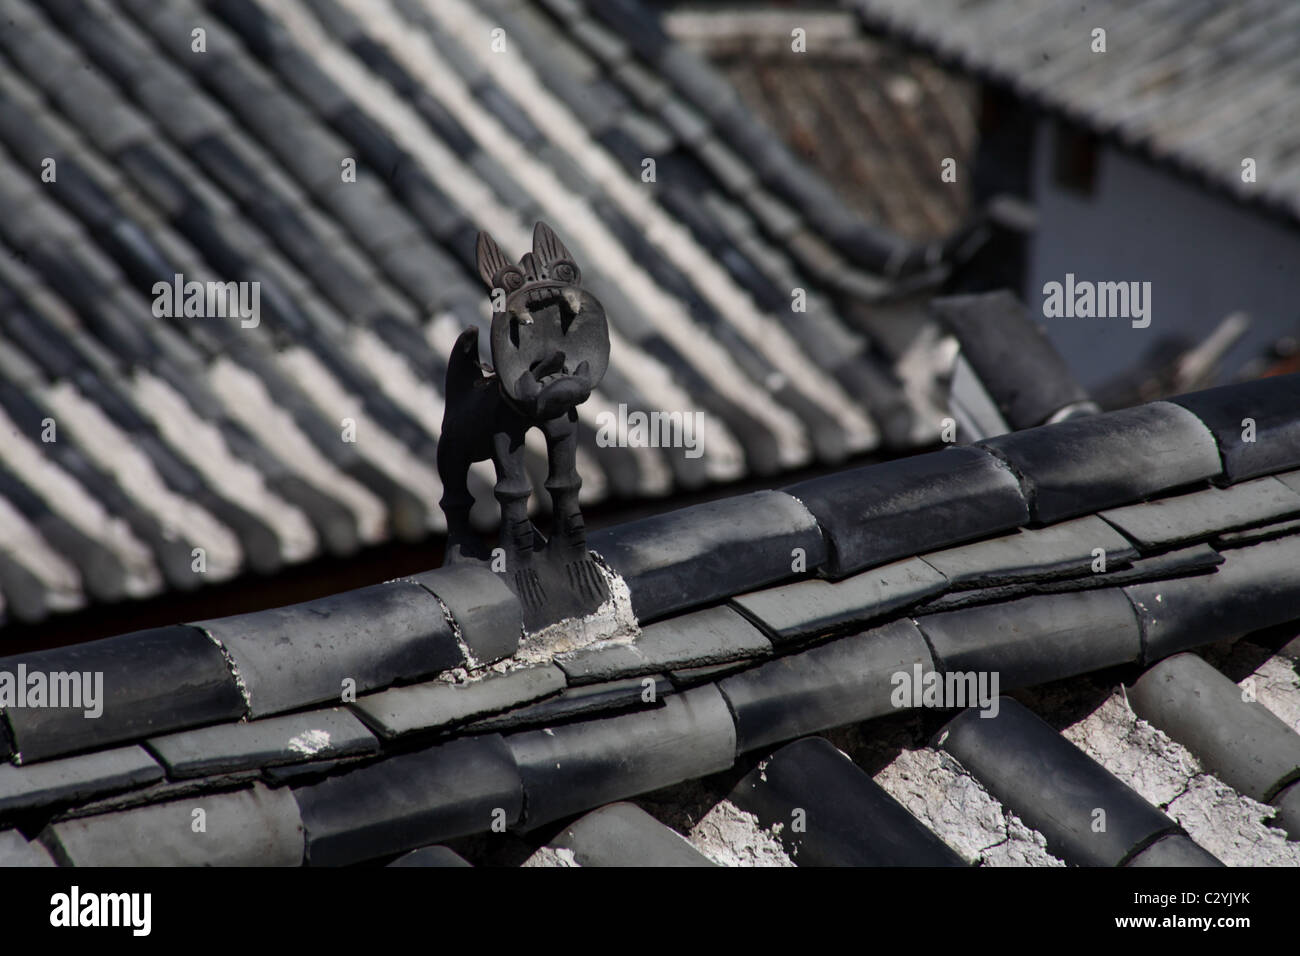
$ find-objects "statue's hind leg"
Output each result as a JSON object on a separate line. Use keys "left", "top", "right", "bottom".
{"left": 437, "top": 439, "right": 479, "bottom": 564}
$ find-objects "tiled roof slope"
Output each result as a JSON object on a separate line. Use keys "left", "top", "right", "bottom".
{"left": 2, "top": 372, "right": 1299, "bottom": 865}
{"left": 666, "top": 7, "right": 978, "bottom": 241}
{"left": 848, "top": 0, "right": 1300, "bottom": 223}
{"left": 0, "top": 0, "right": 952, "bottom": 626}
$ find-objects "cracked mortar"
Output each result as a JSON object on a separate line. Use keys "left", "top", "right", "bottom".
{"left": 823, "top": 714, "right": 1061, "bottom": 866}
{"left": 432, "top": 560, "right": 640, "bottom": 685}
{"left": 521, "top": 845, "right": 580, "bottom": 867}
{"left": 874, "top": 747, "right": 1063, "bottom": 866}
{"left": 1056, "top": 680, "right": 1300, "bottom": 866}
{"left": 513, "top": 554, "right": 640, "bottom": 663}
{"left": 687, "top": 800, "right": 795, "bottom": 867}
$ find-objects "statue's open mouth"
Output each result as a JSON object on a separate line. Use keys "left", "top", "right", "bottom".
{"left": 520, "top": 283, "right": 565, "bottom": 309}
{"left": 513, "top": 283, "right": 582, "bottom": 330}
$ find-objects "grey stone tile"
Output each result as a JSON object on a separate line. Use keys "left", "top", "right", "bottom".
{"left": 1129, "top": 653, "right": 1300, "bottom": 803}
{"left": 462, "top": 675, "right": 673, "bottom": 733}
{"left": 1214, "top": 517, "right": 1300, "bottom": 548}
{"left": 149, "top": 708, "right": 379, "bottom": 778}
{"left": 1271, "top": 780, "right": 1300, "bottom": 841}
{"left": 0, "top": 625, "right": 246, "bottom": 764}
{"left": 1100, "top": 477, "right": 1300, "bottom": 549}
{"left": 47, "top": 783, "right": 305, "bottom": 866}
{"left": 918, "top": 543, "right": 1223, "bottom": 612}
{"left": 388, "top": 844, "right": 472, "bottom": 867}
{"left": 319, "top": 177, "right": 419, "bottom": 252}
{"left": 506, "top": 685, "right": 735, "bottom": 828}
{"left": 932, "top": 291, "right": 1092, "bottom": 430}
{"left": 922, "top": 516, "right": 1137, "bottom": 586}
{"left": 411, "top": 564, "right": 523, "bottom": 665}
{"left": 197, "top": 581, "right": 464, "bottom": 719}
{"left": 552, "top": 802, "right": 715, "bottom": 866}
{"left": 294, "top": 734, "right": 522, "bottom": 866}
{"left": 571, "top": 17, "right": 630, "bottom": 65}
{"left": 1172, "top": 375, "right": 1300, "bottom": 482}
{"left": 695, "top": 137, "right": 756, "bottom": 194}
{"left": 129, "top": 70, "right": 230, "bottom": 144}
{"left": 981, "top": 402, "right": 1223, "bottom": 524}
{"left": 1124, "top": 534, "right": 1300, "bottom": 661}
{"left": 937, "top": 699, "right": 1179, "bottom": 867}
{"left": 744, "top": 187, "right": 803, "bottom": 240}
{"left": 1125, "top": 833, "right": 1223, "bottom": 867}
{"left": 786, "top": 446, "right": 1027, "bottom": 578}
{"left": 659, "top": 96, "right": 710, "bottom": 146}
{"left": 0, "top": 745, "right": 162, "bottom": 817}
{"left": 667, "top": 660, "right": 753, "bottom": 687}
{"left": 732, "top": 556, "right": 948, "bottom": 644}
{"left": 353, "top": 665, "right": 566, "bottom": 739}
{"left": 11, "top": 82, "right": 120, "bottom": 166}
{"left": 589, "top": 490, "right": 826, "bottom": 622}
{"left": 718, "top": 619, "right": 933, "bottom": 754}
{"left": 730, "top": 737, "right": 965, "bottom": 866}
{"left": 0, "top": 829, "right": 54, "bottom": 866}
{"left": 916, "top": 589, "right": 1143, "bottom": 691}
{"left": 556, "top": 606, "right": 770, "bottom": 684}
{"left": 657, "top": 43, "right": 742, "bottom": 116}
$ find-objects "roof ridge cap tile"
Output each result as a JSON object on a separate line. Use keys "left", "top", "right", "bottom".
{"left": 785, "top": 444, "right": 1029, "bottom": 578}
{"left": 587, "top": 488, "right": 826, "bottom": 622}
{"left": 2, "top": 522, "right": 1297, "bottom": 859}
{"left": 979, "top": 400, "right": 1223, "bottom": 525}
{"left": 1169, "top": 372, "right": 1300, "bottom": 483}
{"left": 407, "top": 564, "right": 524, "bottom": 666}
{"left": 0, "top": 624, "right": 246, "bottom": 765}
{"left": 196, "top": 622, "right": 253, "bottom": 718}
{"left": 194, "top": 581, "right": 465, "bottom": 719}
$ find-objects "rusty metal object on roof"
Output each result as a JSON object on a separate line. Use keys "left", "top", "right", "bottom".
{"left": 437, "top": 222, "right": 611, "bottom": 631}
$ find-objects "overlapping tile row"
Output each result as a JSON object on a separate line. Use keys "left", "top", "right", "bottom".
{"left": 849, "top": 0, "right": 1300, "bottom": 223}
{"left": 1, "top": 374, "right": 1299, "bottom": 864}
{"left": 663, "top": 7, "right": 978, "bottom": 243}
{"left": 0, "top": 0, "right": 942, "bottom": 626}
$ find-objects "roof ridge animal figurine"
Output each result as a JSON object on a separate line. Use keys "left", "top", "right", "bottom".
{"left": 437, "top": 221, "right": 611, "bottom": 629}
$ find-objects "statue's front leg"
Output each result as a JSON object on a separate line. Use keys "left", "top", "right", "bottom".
{"left": 543, "top": 411, "right": 607, "bottom": 604}
{"left": 542, "top": 410, "right": 584, "bottom": 557}
{"left": 492, "top": 420, "right": 545, "bottom": 611}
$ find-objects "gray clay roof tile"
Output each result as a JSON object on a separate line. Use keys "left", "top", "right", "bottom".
{"left": 148, "top": 707, "right": 379, "bottom": 778}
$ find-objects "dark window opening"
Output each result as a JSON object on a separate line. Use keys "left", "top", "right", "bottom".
{"left": 1052, "top": 121, "right": 1100, "bottom": 196}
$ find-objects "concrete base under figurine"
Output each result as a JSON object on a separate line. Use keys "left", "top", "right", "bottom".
{"left": 514, "top": 554, "right": 640, "bottom": 663}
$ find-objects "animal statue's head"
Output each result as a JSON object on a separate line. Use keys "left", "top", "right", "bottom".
{"left": 476, "top": 222, "right": 610, "bottom": 421}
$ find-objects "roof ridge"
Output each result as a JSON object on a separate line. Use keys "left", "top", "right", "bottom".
{"left": 0, "top": 371, "right": 1295, "bottom": 765}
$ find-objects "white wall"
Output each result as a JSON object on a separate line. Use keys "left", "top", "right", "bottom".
{"left": 1027, "top": 120, "right": 1300, "bottom": 391}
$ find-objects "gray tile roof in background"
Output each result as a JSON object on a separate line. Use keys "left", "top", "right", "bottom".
{"left": 0, "top": 0, "right": 970, "bottom": 627}
{"left": 665, "top": 6, "right": 978, "bottom": 242}
{"left": 848, "top": 0, "right": 1300, "bottom": 223}
{"left": 1, "top": 371, "right": 1299, "bottom": 866}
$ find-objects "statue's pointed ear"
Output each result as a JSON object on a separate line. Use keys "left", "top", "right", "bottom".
{"left": 532, "top": 221, "right": 573, "bottom": 265}
{"left": 476, "top": 231, "right": 512, "bottom": 288}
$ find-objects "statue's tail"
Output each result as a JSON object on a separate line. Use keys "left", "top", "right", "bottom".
{"left": 445, "top": 326, "right": 487, "bottom": 401}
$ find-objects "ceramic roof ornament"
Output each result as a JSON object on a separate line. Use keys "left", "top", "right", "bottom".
{"left": 438, "top": 222, "right": 611, "bottom": 630}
